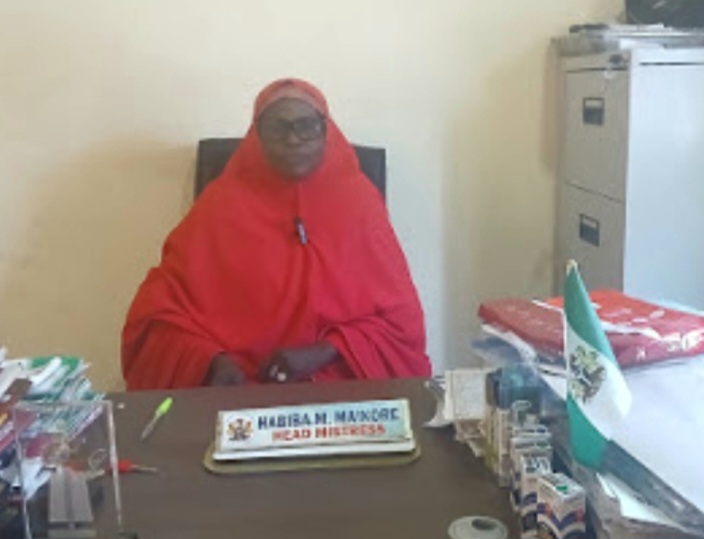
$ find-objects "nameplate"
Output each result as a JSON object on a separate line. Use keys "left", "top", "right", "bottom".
{"left": 214, "top": 399, "right": 414, "bottom": 461}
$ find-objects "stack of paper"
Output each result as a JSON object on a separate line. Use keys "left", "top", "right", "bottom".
{"left": 423, "top": 369, "right": 490, "bottom": 456}
{"left": 570, "top": 463, "right": 704, "bottom": 539}
{"left": 0, "top": 350, "right": 103, "bottom": 506}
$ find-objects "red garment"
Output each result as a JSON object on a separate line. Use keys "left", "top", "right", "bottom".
{"left": 122, "top": 80, "right": 431, "bottom": 390}
{"left": 254, "top": 79, "right": 327, "bottom": 118}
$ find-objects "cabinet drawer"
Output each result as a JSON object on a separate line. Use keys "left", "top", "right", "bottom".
{"left": 562, "top": 69, "right": 630, "bottom": 201}
{"left": 556, "top": 184, "right": 625, "bottom": 292}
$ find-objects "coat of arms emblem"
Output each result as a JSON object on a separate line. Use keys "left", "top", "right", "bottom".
{"left": 569, "top": 345, "right": 606, "bottom": 403}
{"left": 227, "top": 418, "right": 253, "bottom": 441}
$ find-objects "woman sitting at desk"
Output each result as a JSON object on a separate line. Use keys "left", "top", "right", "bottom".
{"left": 122, "top": 79, "right": 431, "bottom": 389}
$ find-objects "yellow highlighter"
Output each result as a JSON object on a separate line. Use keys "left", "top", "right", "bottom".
{"left": 140, "top": 397, "right": 173, "bottom": 442}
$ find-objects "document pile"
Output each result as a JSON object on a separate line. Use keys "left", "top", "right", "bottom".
{"left": 571, "top": 463, "right": 703, "bottom": 539}
{"left": 0, "top": 348, "right": 103, "bottom": 530}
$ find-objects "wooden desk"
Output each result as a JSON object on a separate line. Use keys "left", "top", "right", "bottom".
{"left": 111, "top": 379, "right": 519, "bottom": 539}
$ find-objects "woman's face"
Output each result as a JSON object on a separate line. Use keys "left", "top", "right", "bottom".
{"left": 257, "top": 98, "right": 327, "bottom": 179}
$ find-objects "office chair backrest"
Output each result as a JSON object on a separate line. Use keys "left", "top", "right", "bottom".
{"left": 195, "top": 138, "right": 386, "bottom": 200}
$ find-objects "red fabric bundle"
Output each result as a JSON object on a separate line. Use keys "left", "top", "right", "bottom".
{"left": 479, "top": 290, "right": 704, "bottom": 368}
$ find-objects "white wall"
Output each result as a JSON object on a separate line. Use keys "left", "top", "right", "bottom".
{"left": 0, "top": 1, "right": 620, "bottom": 389}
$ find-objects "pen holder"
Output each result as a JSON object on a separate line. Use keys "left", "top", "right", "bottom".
{"left": 13, "top": 400, "right": 123, "bottom": 539}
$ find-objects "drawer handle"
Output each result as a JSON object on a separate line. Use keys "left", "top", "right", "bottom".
{"left": 583, "top": 97, "right": 605, "bottom": 126}
{"left": 579, "top": 214, "right": 600, "bottom": 247}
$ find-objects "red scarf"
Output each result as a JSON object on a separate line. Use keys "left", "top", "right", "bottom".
{"left": 122, "top": 80, "right": 430, "bottom": 389}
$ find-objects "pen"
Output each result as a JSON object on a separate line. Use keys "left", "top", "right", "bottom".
{"left": 111, "top": 459, "right": 159, "bottom": 475}
{"left": 140, "top": 397, "right": 173, "bottom": 442}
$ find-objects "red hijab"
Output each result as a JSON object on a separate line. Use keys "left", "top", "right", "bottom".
{"left": 122, "top": 79, "right": 431, "bottom": 389}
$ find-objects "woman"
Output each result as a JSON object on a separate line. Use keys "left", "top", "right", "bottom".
{"left": 122, "top": 79, "right": 431, "bottom": 389}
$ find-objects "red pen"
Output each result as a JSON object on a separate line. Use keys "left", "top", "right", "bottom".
{"left": 111, "top": 459, "right": 158, "bottom": 474}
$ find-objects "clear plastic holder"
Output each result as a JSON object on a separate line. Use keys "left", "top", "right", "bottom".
{"left": 13, "top": 400, "right": 123, "bottom": 539}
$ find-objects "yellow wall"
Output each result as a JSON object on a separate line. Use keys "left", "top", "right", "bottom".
{"left": 0, "top": 1, "right": 620, "bottom": 389}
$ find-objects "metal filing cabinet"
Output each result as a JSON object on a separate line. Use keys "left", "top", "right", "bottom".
{"left": 556, "top": 48, "right": 704, "bottom": 308}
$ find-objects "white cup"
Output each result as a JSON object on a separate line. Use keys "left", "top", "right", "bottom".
{"left": 448, "top": 516, "right": 508, "bottom": 539}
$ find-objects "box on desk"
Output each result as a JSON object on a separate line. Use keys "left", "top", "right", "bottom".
{"left": 482, "top": 367, "right": 544, "bottom": 486}
{"left": 510, "top": 425, "right": 552, "bottom": 510}
{"left": 536, "top": 472, "right": 586, "bottom": 539}
{"left": 517, "top": 455, "right": 552, "bottom": 538}
{"left": 483, "top": 370, "right": 498, "bottom": 473}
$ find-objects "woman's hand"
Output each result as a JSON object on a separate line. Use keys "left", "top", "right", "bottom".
{"left": 259, "top": 343, "right": 339, "bottom": 383}
{"left": 206, "top": 353, "right": 246, "bottom": 386}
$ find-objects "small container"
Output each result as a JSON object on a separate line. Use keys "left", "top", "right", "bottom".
{"left": 448, "top": 516, "right": 508, "bottom": 539}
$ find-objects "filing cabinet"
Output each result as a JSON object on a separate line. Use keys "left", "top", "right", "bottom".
{"left": 556, "top": 48, "right": 704, "bottom": 308}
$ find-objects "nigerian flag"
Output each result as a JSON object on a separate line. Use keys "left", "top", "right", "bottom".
{"left": 564, "top": 261, "right": 632, "bottom": 468}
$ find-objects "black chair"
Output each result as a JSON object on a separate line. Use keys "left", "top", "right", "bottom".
{"left": 195, "top": 138, "right": 386, "bottom": 200}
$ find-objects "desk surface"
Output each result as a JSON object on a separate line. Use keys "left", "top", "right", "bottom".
{"left": 111, "top": 379, "right": 518, "bottom": 539}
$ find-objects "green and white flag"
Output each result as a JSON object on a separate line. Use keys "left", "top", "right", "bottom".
{"left": 564, "top": 261, "right": 632, "bottom": 468}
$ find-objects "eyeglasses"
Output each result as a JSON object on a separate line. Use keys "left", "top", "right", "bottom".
{"left": 257, "top": 114, "right": 327, "bottom": 142}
